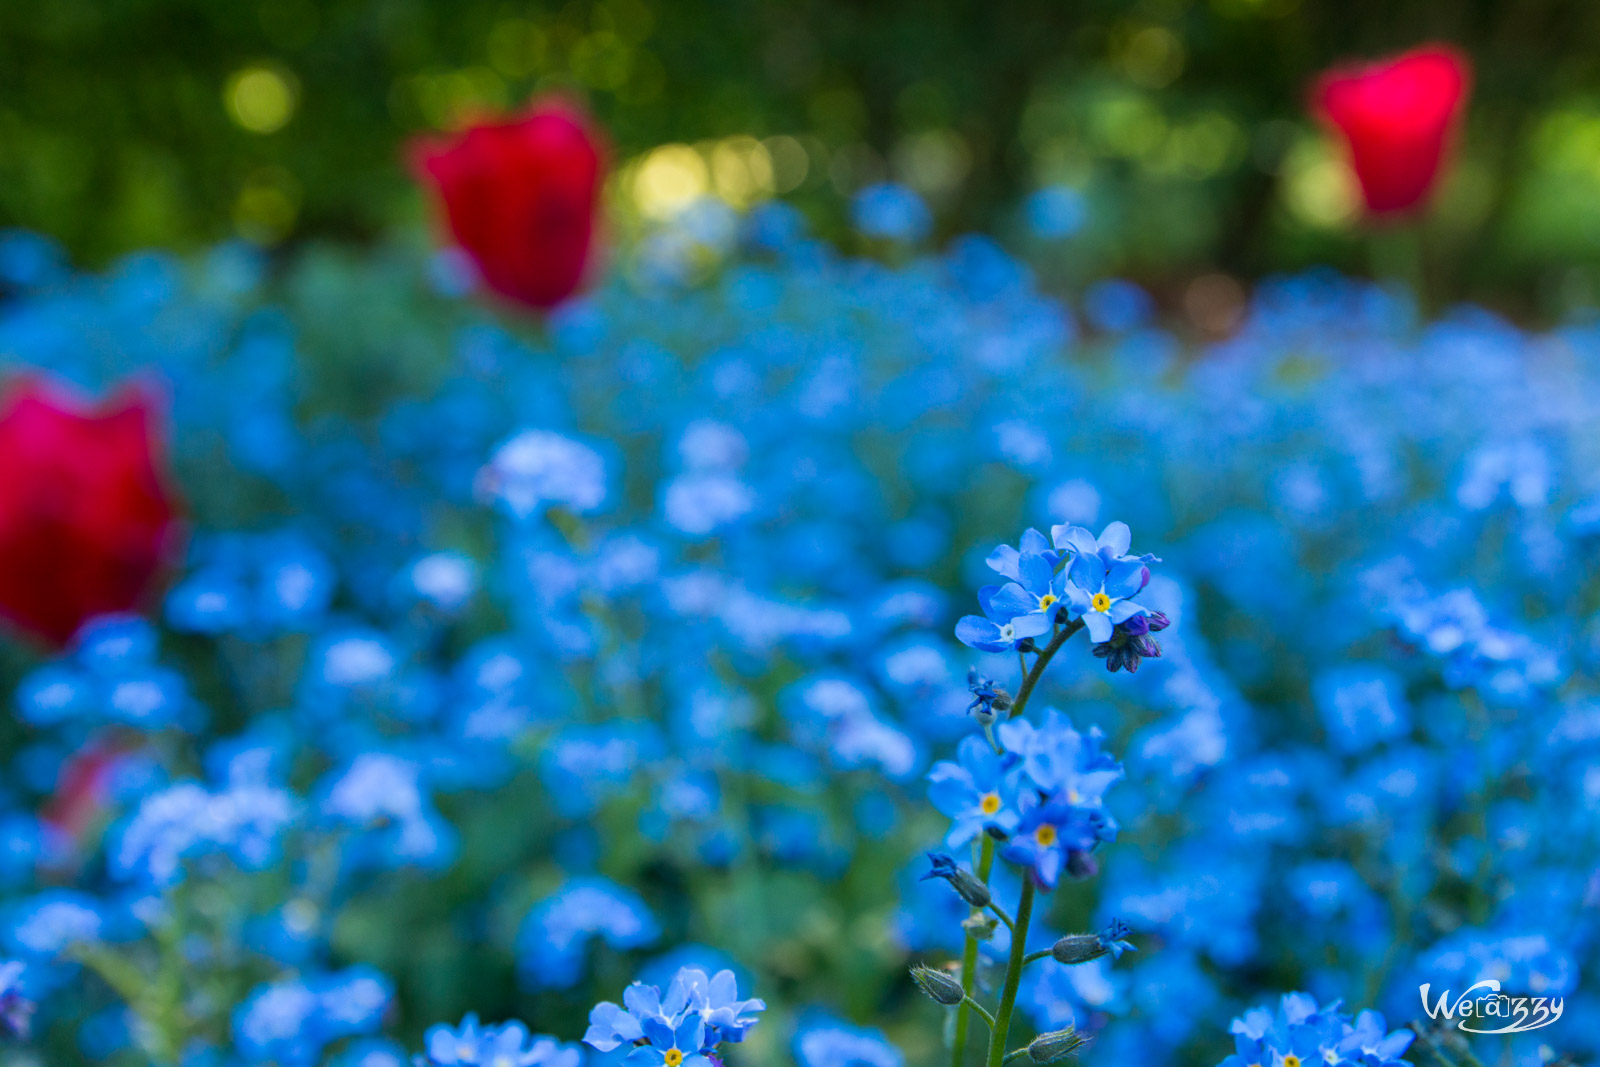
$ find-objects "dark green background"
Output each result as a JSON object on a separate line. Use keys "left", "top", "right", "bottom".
{"left": 6, "top": 0, "right": 1600, "bottom": 313}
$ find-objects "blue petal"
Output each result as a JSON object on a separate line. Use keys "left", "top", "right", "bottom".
{"left": 625, "top": 983, "right": 663, "bottom": 1020}
{"left": 674, "top": 1015, "right": 706, "bottom": 1051}
{"left": 988, "top": 583, "right": 1037, "bottom": 620}
{"left": 957, "top": 734, "right": 1002, "bottom": 782}
{"left": 1034, "top": 846, "right": 1063, "bottom": 888}
{"left": 641, "top": 1016, "right": 676, "bottom": 1048}
{"left": 1097, "top": 521, "right": 1131, "bottom": 556}
{"left": 955, "top": 616, "right": 1001, "bottom": 649}
{"left": 1019, "top": 527, "right": 1051, "bottom": 556}
{"left": 1068, "top": 551, "right": 1108, "bottom": 592}
{"left": 928, "top": 778, "right": 977, "bottom": 818}
{"left": 1051, "top": 524, "right": 1099, "bottom": 558}
{"left": 1016, "top": 553, "right": 1055, "bottom": 596}
{"left": 1108, "top": 600, "right": 1143, "bottom": 624}
{"left": 986, "top": 544, "right": 1022, "bottom": 582}
{"left": 1084, "top": 612, "right": 1113, "bottom": 643}
{"left": 1103, "top": 558, "right": 1146, "bottom": 599}
{"left": 1010, "top": 612, "right": 1052, "bottom": 639}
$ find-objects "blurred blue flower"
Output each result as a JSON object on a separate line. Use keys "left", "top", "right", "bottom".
{"left": 852, "top": 184, "right": 931, "bottom": 243}
{"left": 519, "top": 878, "right": 660, "bottom": 990}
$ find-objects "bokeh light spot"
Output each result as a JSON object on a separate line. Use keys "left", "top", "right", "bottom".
{"left": 225, "top": 66, "right": 298, "bottom": 134}
{"left": 233, "top": 167, "right": 301, "bottom": 243}
{"left": 633, "top": 144, "right": 709, "bottom": 218}
{"left": 1282, "top": 137, "right": 1360, "bottom": 229}
{"left": 710, "top": 137, "right": 776, "bottom": 207}
{"left": 1119, "top": 26, "right": 1186, "bottom": 89}
{"left": 762, "top": 136, "right": 811, "bottom": 193}
{"left": 893, "top": 130, "right": 971, "bottom": 195}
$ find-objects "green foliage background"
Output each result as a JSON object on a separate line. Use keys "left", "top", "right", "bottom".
{"left": 6, "top": 0, "right": 1600, "bottom": 311}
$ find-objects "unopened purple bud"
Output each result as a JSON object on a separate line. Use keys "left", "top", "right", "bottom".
{"left": 1138, "top": 566, "right": 1151, "bottom": 590}
{"left": 1065, "top": 850, "right": 1098, "bottom": 880}
{"left": 1145, "top": 611, "right": 1170, "bottom": 633}
{"left": 1122, "top": 614, "right": 1151, "bottom": 638}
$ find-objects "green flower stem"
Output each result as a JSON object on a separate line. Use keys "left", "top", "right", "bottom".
{"left": 986, "top": 877, "right": 1036, "bottom": 1067}
{"left": 1008, "top": 621, "right": 1083, "bottom": 720}
{"left": 1021, "top": 948, "right": 1052, "bottom": 965}
{"left": 963, "top": 997, "right": 997, "bottom": 1029}
{"left": 1002, "top": 1050, "right": 1029, "bottom": 1065}
{"left": 952, "top": 835, "right": 997, "bottom": 1067}
{"left": 986, "top": 900, "right": 1014, "bottom": 930}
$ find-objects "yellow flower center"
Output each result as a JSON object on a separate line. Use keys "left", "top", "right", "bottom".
{"left": 1090, "top": 592, "right": 1113, "bottom": 613}
{"left": 1038, "top": 593, "right": 1058, "bottom": 610}
{"left": 1034, "top": 823, "right": 1058, "bottom": 847}
{"left": 664, "top": 1049, "right": 684, "bottom": 1067}
{"left": 1282, "top": 1056, "right": 1301, "bottom": 1067}
{"left": 979, "top": 792, "right": 1001, "bottom": 815}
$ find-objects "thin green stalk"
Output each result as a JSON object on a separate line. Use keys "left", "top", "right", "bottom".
{"left": 952, "top": 835, "right": 997, "bottom": 1067}
{"left": 986, "top": 878, "right": 1036, "bottom": 1067}
{"left": 962, "top": 997, "right": 997, "bottom": 1029}
{"left": 1369, "top": 224, "right": 1428, "bottom": 316}
{"left": 1008, "top": 621, "right": 1082, "bottom": 719}
{"left": 1021, "top": 948, "right": 1052, "bottom": 965}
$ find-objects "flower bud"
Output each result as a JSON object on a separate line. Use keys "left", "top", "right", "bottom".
{"left": 1051, "top": 919, "right": 1136, "bottom": 964}
{"left": 922, "top": 852, "right": 992, "bottom": 908}
{"left": 1050, "top": 934, "right": 1110, "bottom": 965}
{"left": 910, "top": 965, "right": 965, "bottom": 1006}
{"left": 1065, "top": 850, "right": 1098, "bottom": 880}
{"left": 962, "top": 914, "right": 999, "bottom": 941}
{"left": 1027, "top": 1027, "right": 1088, "bottom": 1062}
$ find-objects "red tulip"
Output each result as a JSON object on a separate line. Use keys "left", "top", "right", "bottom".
{"left": 412, "top": 98, "right": 605, "bottom": 310}
{"left": 0, "top": 377, "right": 182, "bottom": 646}
{"left": 1311, "top": 45, "right": 1471, "bottom": 216}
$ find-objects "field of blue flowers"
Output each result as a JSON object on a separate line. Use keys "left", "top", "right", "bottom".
{"left": 0, "top": 178, "right": 1595, "bottom": 1067}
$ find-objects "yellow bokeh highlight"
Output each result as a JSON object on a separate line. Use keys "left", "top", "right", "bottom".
{"left": 710, "top": 137, "right": 776, "bottom": 207}
{"left": 894, "top": 129, "right": 970, "bottom": 194}
{"left": 763, "top": 136, "right": 811, "bottom": 192}
{"left": 632, "top": 144, "right": 709, "bottom": 218}
{"left": 225, "top": 66, "right": 297, "bottom": 134}
{"left": 1089, "top": 93, "right": 1167, "bottom": 160}
{"left": 1282, "top": 137, "right": 1361, "bottom": 229}
{"left": 233, "top": 167, "right": 301, "bottom": 243}
{"left": 1119, "top": 26, "right": 1185, "bottom": 89}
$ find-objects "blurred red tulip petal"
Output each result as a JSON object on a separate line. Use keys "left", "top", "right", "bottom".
{"left": 412, "top": 98, "right": 605, "bottom": 311}
{"left": 0, "top": 376, "right": 182, "bottom": 646}
{"left": 1312, "top": 45, "right": 1472, "bottom": 216}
